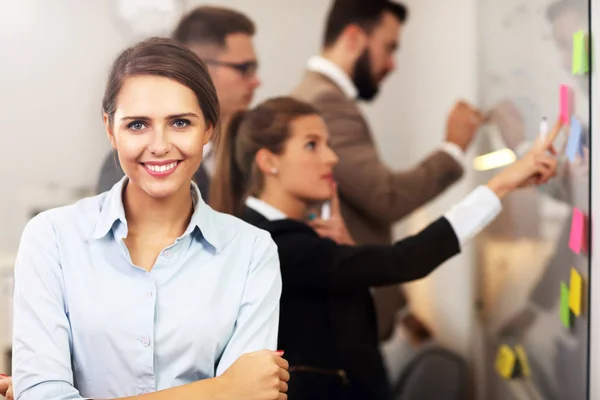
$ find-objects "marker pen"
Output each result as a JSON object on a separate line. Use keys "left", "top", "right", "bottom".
{"left": 321, "top": 201, "right": 331, "bottom": 221}
{"left": 539, "top": 116, "right": 548, "bottom": 138}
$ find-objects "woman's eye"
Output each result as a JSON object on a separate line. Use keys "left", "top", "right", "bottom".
{"left": 305, "top": 141, "right": 316, "bottom": 150}
{"left": 173, "top": 119, "right": 190, "bottom": 128}
{"left": 127, "top": 121, "right": 146, "bottom": 131}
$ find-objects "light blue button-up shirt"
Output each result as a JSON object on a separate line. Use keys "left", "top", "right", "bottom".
{"left": 12, "top": 178, "right": 282, "bottom": 399}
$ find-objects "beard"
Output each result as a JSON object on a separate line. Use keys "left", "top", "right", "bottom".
{"left": 352, "top": 49, "right": 380, "bottom": 101}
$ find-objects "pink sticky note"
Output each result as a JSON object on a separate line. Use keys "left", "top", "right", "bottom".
{"left": 560, "top": 85, "right": 572, "bottom": 124}
{"left": 569, "top": 208, "right": 587, "bottom": 254}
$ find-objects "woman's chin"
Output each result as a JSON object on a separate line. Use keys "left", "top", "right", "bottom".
{"left": 133, "top": 178, "right": 187, "bottom": 200}
{"left": 306, "top": 189, "right": 333, "bottom": 203}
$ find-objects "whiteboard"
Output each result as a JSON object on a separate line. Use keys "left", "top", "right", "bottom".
{"left": 477, "top": 0, "right": 591, "bottom": 399}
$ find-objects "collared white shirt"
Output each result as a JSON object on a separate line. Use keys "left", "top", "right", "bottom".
{"left": 307, "top": 56, "right": 358, "bottom": 99}
{"left": 306, "top": 55, "right": 466, "bottom": 168}
{"left": 245, "top": 196, "right": 288, "bottom": 221}
{"left": 13, "top": 178, "right": 282, "bottom": 399}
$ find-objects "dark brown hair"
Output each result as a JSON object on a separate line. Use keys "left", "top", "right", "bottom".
{"left": 173, "top": 6, "right": 255, "bottom": 48}
{"left": 102, "top": 37, "right": 220, "bottom": 144}
{"left": 210, "top": 97, "right": 319, "bottom": 217}
{"left": 324, "top": 0, "right": 408, "bottom": 48}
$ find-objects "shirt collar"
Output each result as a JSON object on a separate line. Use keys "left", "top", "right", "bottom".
{"left": 307, "top": 55, "right": 358, "bottom": 99}
{"left": 91, "top": 176, "right": 223, "bottom": 252}
{"left": 245, "top": 196, "right": 287, "bottom": 221}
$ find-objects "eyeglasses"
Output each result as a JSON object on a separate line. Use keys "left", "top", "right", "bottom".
{"left": 203, "top": 60, "right": 258, "bottom": 78}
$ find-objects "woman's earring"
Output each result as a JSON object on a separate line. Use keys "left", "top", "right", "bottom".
{"left": 270, "top": 168, "right": 278, "bottom": 175}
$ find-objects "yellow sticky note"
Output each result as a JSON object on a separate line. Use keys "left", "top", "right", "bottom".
{"left": 572, "top": 30, "right": 589, "bottom": 75}
{"left": 569, "top": 267, "right": 583, "bottom": 316}
{"left": 495, "top": 345, "right": 516, "bottom": 379}
{"left": 514, "top": 345, "right": 531, "bottom": 378}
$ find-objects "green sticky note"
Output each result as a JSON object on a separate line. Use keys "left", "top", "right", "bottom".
{"left": 572, "top": 30, "right": 589, "bottom": 75}
{"left": 561, "top": 281, "right": 571, "bottom": 328}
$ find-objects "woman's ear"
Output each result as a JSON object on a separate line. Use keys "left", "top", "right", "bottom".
{"left": 255, "top": 148, "right": 280, "bottom": 176}
{"left": 203, "top": 125, "right": 214, "bottom": 145}
{"left": 103, "top": 114, "right": 117, "bottom": 150}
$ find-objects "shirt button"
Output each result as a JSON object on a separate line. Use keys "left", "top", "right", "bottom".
{"left": 146, "top": 291, "right": 153, "bottom": 298}
{"left": 163, "top": 250, "right": 172, "bottom": 258}
{"left": 140, "top": 337, "right": 151, "bottom": 347}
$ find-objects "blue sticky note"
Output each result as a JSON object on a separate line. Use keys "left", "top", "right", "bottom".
{"left": 566, "top": 116, "right": 583, "bottom": 162}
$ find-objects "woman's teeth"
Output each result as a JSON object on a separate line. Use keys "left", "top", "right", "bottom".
{"left": 145, "top": 161, "right": 178, "bottom": 173}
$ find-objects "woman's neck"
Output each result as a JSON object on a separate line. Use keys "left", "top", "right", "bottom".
{"left": 123, "top": 181, "right": 194, "bottom": 238}
{"left": 259, "top": 190, "right": 308, "bottom": 221}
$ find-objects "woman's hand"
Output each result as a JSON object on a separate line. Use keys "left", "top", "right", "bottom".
{"left": 219, "top": 350, "right": 290, "bottom": 400}
{"left": 308, "top": 183, "right": 355, "bottom": 245}
{"left": 487, "top": 118, "right": 563, "bottom": 199}
{"left": 0, "top": 376, "right": 13, "bottom": 400}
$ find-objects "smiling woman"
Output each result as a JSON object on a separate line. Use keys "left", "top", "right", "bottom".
{"left": 11, "top": 38, "right": 289, "bottom": 400}
{"left": 102, "top": 40, "right": 219, "bottom": 201}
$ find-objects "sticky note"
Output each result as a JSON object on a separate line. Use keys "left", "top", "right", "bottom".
{"left": 561, "top": 281, "right": 571, "bottom": 328}
{"left": 569, "top": 268, "right": 583, "bottom": 316}
{"left": 560, "top": 85, "right": 572, "bottom": 124}
{"left": 566, "top": 116, "right": 583, "bottom": 162}
{"left": 572, "top": 30, "right": 589, "bottom": 75}
{"left": 514, "top": 345, "right": 531, "bottom": 378}
{"left": 569, "top": 208, "right": 586, "bottom": 254}
{"left": 495, "top": 345, "right": 516, "bottom": 379}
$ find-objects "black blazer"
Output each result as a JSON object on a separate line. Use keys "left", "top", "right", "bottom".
{"left": 243, "top": 207, "right": 461, "bottom": 400}
{"left": 95, "top": 150, "right": 211, "bottom": 199}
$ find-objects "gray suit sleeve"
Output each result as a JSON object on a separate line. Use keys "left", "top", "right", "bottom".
{"left": 96, "top": 151, "right": 125, "bottom": 194}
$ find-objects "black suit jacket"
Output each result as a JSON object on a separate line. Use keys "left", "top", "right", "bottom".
{"left": 95, "top": 150, "right": 211, "bottom": 200}
{"left": 243, "top": 207, "right": 460, "bottom": 400}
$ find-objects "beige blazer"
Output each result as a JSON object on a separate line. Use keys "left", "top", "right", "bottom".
{"left": 291, "top": 70, "right": 464, "bottom": 338}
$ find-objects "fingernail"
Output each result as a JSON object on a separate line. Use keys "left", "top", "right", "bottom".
{"left": 275, "top": 350, "right": 284, "bottom": 356}
{"left": 308, "top": 213, "right": 316, "bottom": 221}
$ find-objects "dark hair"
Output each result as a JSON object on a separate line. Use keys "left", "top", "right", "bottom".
{"left": 323, "top": 0, "right": 408, "bottom": 48}
{"left": 210, "top": 97, "right": 319, "bottom": 217}
{"left": 402, "top": 314, "right": 433, "bottom": 342}
{"left": 546, "top": 0, "right": 587, "bottom": 21}
{"left": 102, "top": 37, "right": 220, "bottom": 144}
{"left": 173, "top": 6, "right": 255, "bottom": 48}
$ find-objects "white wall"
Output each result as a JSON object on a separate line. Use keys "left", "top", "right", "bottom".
{"left": 384, "top": 0, "right": 479, "bottom": 358}
{"left": 0, "top": 0, "right": 478, "bottom": 357}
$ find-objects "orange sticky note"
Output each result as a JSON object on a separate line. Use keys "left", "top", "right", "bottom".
{"left": 569, "top": 208, "right": 586, "bottom": 254}
{"left": 560, "top": 85, "right": 572, "bottom": 124}
{"left": 569, "top": 268, "right": 583, "bottom": 316}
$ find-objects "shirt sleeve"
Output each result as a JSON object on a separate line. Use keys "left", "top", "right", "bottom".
{"left": 12, "top": 214, "right": 86, "bottom": 400}
{"left": 443, "top": 185, "right": 502, "bottom": 248}
{"left": 439, "top": 141, "right": 466, "bottom": 169}
{"left": 215, "top": 230, "right": 282, "bottom": 375}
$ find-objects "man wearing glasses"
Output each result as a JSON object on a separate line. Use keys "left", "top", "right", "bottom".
{"left": 95, "top": 6, "right": 261, "bottom": 196}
